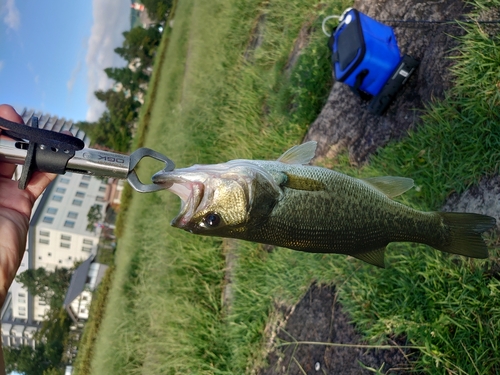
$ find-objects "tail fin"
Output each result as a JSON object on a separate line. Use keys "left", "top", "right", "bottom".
{"left": 436, "top": 212, "right": 496, "bottom": 258}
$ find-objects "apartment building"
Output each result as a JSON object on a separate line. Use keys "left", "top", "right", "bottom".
{"left": 31, "top": 173, "right": 107, "bottom": 318}
{"left": 1, "top": 110, "right": 107, "bottom": 347}
{"left": 63, "top": 254, "right": 109, "bottom": 324}
{"left": 1, "top": 172, "right": 107, "bottom": 347}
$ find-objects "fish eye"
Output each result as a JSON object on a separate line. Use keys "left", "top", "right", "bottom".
{"left": 204, "top": 213, "right": 221, "bottom": 228}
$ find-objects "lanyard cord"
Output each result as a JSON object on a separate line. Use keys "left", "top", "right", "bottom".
{"left": 322, "top": 14, "right": 500, "bottom": 36}
{"left": 381, "top": 19, "right": 500, "bottom": 29}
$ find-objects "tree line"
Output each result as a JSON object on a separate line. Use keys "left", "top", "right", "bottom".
{"left": 78, "top": 0, "right": 171, "bottom": 153}
{"left": 4, "top": 268, "right": 73, "bottom": 375}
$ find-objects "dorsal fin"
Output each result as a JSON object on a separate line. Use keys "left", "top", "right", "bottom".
{"left": 277, "top": 141, "right": 317, "bottom": 165}
{"left": 351, "top": 248, "right": 386, "bottom": 268}
{"left": 361, "top": 176, "right": 414, "bottom": 198}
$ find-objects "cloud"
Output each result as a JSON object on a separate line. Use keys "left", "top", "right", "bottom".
{"left": 85, "top": 0, "right": 130, "bottom": 121}
{"left": 67, "top": 59, "right": 82, "bottom": 92}
{"left": 2, "top": 0, "right": 20, "bottom": 31}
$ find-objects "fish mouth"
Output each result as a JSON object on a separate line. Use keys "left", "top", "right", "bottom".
{"left": 152, "top": 170, "right": 205, "bottom": 230}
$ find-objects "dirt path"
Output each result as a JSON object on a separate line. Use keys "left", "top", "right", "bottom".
{"left": 259, "top": 284, "right": 417, "bottom": 375}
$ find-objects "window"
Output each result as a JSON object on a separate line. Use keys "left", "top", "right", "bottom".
{"left": 19, "top": 311, "right": 25, "bottom": 317}
{"left": 96, "top": 196, "right": 106, "bottom": 202}
{"left": 55, "top": 187, "right": 66, "bottom": 194}
{"left": 82, "top": 239, "right": 93, "bottom": 246}
{"left": 61, "top": 234, "right": 71, "bottom": 241}
{"left": 79, "top": 182, "right": 89, "bottom": 188}
{"left": 60, "top": 242, "right": 70, "bottom": 248}
{"left": 39, "top": 301, "right": 46, "bottom": 306}
{"left": 67, "top": 211, "right": 78, "bottom": 219}
{"left": 58, "top": 260, "right": 62, "bottom": 264}
{"left": 68, "top": 256, "right": 72, "bottom": 260}
{"left": 47, "top": 252, "right": 52, "bottom": 257}
{"left": 39, "top": 230, "right": 50, "bottom": 237}
{"left": 75, "top": 191, "right": 85, "bottom": 198}
{"left": 18, "top": 298, "right": 26, "bottom": 303}
{"left": 18, "top": 293, "right": 25, "bottom": 298}
{"left": 60, "top": 177, "right": 70, "bottom": 184}
{"left": 19, "top": 306, "right": 25, "bottom": 312}
{"left": 81, "top": 175, "right": 91, "bottom": 181}
{"left": 52, "top": 195, "right": 63, "bottom": 202}
{"left": 46, "top": 207, "right": 57, "bottom": 215}
{"left": 38, "top": 256, "right": 42, "bottom": 260}
{"left": 39, "top": 238, "right": 49, "bottom": 245}
{"left": 64, "top": 220, "right": 75, "bottom": 228}
{"left": 42, "top": 216, "right": 53, "bottom": 224}
{"left": 72, "top": 199, "right": 82, "bottom": 206}
{"left": 99, "top": 186, "right": 107, "bottom": 192}
{"left": 82, "top": 247, "right": 92, "bottom": 252}
{"left": 80, "top": 308, "right": 86, "bottom": 313}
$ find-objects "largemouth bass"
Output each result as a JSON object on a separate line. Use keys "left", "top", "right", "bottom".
{"left": 152, "top": 142, "right": 495, "bottom": 267}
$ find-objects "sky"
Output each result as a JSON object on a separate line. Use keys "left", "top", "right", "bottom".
{"left": 0, "top": 0, "right": 132, "bottom": 123}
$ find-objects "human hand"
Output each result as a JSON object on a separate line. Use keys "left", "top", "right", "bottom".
{"left": 0, "top": 105, "right": 57, "bottom": 307}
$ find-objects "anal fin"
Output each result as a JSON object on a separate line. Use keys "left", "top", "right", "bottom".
{"left": 351, "top": 248, "right": 386, "bottom": 268}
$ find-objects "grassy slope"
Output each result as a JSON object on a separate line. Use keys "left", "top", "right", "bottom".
{"left": 91, "top": 0, "right": 233, "bottom": 373}
{"left": 91, "top": 0, "right": 500, "bottom": 374}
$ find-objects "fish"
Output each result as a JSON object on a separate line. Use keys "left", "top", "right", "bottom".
{"left": 151, "top": 141, "right": 496, "bottom": 267}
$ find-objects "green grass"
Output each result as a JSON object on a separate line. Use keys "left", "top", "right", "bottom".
{"left": 88, "top": 0, "right": 500, "bottom": 374}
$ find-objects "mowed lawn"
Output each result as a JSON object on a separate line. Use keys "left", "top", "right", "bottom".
{"left": 87, "top": 0, "right": 500, "bottom": 374}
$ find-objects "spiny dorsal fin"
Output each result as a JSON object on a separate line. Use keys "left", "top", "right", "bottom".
{"left": 351, "top": 248, "right": 386, "bottom": 268}
{"left": 277, "top": 141, "right": 317, "bottom": 165}
{"left": 282, "top": 172, "right": 326, "bottom": 191}
{"left": 361, "top": 176, "right": 414, "bottom": 198}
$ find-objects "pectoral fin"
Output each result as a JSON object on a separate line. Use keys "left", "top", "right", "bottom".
{"left": 351, "top": 248, "right": 386, "bottom": 268}
{"left": 361, "top": 176, "right": 414, "bottom": 198}
{"left": 277, "top": 141, "right": 317, "bottom": 165}
{"left": 282, "top": 172, "right": 326, "bottom": 191}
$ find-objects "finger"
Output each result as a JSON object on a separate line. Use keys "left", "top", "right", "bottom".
{"left": 25, "top": 171, "right": 57, "bottom": 203}
{"left": 0, "top": 105, "right": 24, "bottom": 179}
{"left": 0, "top": 104, "right": 23, "bottom": 124}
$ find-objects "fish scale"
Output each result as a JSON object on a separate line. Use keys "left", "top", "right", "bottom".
{"left": 246, "top": 161, "right": 434, "bottom": 250}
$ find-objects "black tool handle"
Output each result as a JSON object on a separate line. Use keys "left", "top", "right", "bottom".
{"left": 0, "top": 115, "right": 84, "bottom": 188}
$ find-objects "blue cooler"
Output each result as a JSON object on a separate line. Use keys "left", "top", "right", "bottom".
{"left": 328, "top": 8, "right": 419, "bottom": 114}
